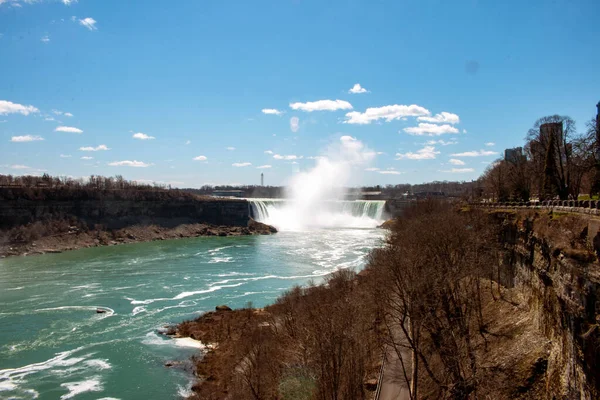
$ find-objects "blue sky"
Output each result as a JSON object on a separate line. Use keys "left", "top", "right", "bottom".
{"left": 1, "top": 0, "right": 599, "bottom": 187}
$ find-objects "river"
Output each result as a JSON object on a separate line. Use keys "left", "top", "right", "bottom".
{"left": 0, "top": 225, "right": 385, "bottom": 399}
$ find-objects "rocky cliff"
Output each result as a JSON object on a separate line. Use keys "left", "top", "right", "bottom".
{"left": 0, "top": 188, "right": 250, "bottom": 229}
{"left": 494, "top": 210, "right": 600, "bottom": 399}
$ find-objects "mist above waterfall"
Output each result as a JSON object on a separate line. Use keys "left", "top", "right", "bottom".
{"left": 251, "top": 136, "right": 384, "bottom": 231}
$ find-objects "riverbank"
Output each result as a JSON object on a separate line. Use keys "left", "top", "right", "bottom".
{"left": 0, "top": 219, "right": 276, "bottom": 258}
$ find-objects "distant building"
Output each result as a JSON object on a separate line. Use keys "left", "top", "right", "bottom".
{"left": 504, "top": 147, "right": 524, "bottom": 164}
{"left": 212, "top": 190, "right": 244, "bottom": 198}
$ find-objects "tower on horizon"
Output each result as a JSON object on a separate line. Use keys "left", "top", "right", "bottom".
{"left": 261, "top": 172, "right": 264, "bottom": 186}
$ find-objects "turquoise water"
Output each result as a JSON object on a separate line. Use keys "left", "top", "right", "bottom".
{"left": 0, "top": 229, "right": 384, "bottom": 399}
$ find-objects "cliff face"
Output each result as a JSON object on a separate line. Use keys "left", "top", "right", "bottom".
{"left": 495, "top": 211, "right": 600, "bottom": 399}
{"left": 0, "top": 188, "right": 250, "bottom": 230}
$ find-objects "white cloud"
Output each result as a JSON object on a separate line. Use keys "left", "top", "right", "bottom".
{"left": 45, "top": 117, "right": 55, "bottom": 121}
{"left": 132, "top": 132, "right": 155, "bottom": 140}
{"left": 425, "top": 139, "right": 457, "bottom": 146}
{"left": 232, "top": 162, "right": 252, "bottom": 167}
{"left": 348, "top": 83, "right": 369, "bottom": 94}
{"left": 64, "top": 112, "right": 73, "bottom": 117}
{"left": 256, "top": 165, "right": 272, "bottom": 169}
{"left": 403, "top": 123, "right": 459, "bottom": 136}
{"left": 11, "top": 135, "right": 44, "bottom": 142}
{"left": 344, "top": 104, "right": 429, "bottom": 125}
{"left": 463, "top": 129, "right": 467, "bottom": 133}
{"left": 185, "top": 140, "right": 191, "bottom": 145}
{"left": 60, "top": 154, "right": 72, "bottom": 158}
{"left": 290, "top": 116, "right": 299, "bottom": 133}
{"left": 108, "top": 160, "right": 151, "bottom": 167}
{"left": 10, "top": 164, "right": 30, "bottom": 170}
{"left": 379, "top": 170, "right": 403, "bottom": 175}
{"left": 0, "top": 100, "right": 39, "bottom": 116}
{"left": 485, "top": 142, "right": 495, "bottom": 147}
{"left": 264, "top": 150, "right": 273, "bottom": 154}
{"left": 451, "top": 150, "right": 499, "bottom": 157}
{"left": 417, "top": 112, "right": 460, "bottom": 125}
{"left": 365, "top": 167, "right": 380, "bottom": 171}
{"left": 273, "top": 154, "right": 301, "bottom": 160}
{"left": 62, "top": 0, "right": 77, "bottom": 5}
{"left": 41, "top": 35, "right": 50, "bottom": 43}
{"left": 226, "top": 147, "right": 235, "bottom": 151}
{"left": 81, "top": 156, "right": 93, "bottom": 160}
{"left": 440, "top": 168, "right": 475, "bottom": 173}
{"left": 79, "top": 17, "right": 97, "bottom": 30}
{"left": 193, "top": 155, "right": 207, "bottom": 161}
{"left": 449, "top": 159, "right": 465, "bottom": 165}
{"left": 289, "top": 99, "right": 352, "bottom": 112}
{"left": 55, "top": 126, "right": 83, "bottom": 134}
{"left": 79, "top": 144, "right": 109, "bottom": 151}
{"left": 262, "top": 108, "right": 283, "bottom": 115}
{"left": 396, "top": 145, "right": 440, "bottom": 160}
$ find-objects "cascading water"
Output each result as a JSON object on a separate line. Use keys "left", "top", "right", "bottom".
{"left": 248, "top": 199, "right": 386, "bottom": 230}
{"left": 248, "top": 135, "right": 385, "bottom": 231}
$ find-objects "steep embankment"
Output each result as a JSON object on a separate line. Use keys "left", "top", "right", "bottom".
{"left": 0, "top": 187, "right": 276, "bottom": 257}
{"left": 491, "top": 209, "right": 600, "bottom": 399}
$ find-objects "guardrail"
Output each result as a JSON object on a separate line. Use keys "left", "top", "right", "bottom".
{"left": 374, "top": 346, "right": 387, "bottom": 400}
{"left": 471, "top": 200, "right": 600, "bottom": 216}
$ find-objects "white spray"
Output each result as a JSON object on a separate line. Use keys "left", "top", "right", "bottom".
{"left": 254, "top": 136, "right": 384, "bottom": 231}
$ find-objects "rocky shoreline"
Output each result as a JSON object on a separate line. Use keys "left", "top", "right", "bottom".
{"left": 0, "top": 219, "right": 276, "bottom": 258}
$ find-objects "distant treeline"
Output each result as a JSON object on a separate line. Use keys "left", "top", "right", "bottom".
{"left": 0, "top": 174, "right": 200, "bottom": 202}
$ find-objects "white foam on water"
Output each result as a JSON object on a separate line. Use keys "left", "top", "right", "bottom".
{"left": 177, "top": 383, "right": 194, "bottom": 398}
{"left": 132, "top": 306, "right": 146, "bottom": 316}
{"left": 84, "top": 359, "right": 111, "bottom": 370}
{"left": 173, "top": 282, "right": 245, "bottom": 300}
{"left": 208, "top": 257, "right": 234, "bottom": 263}
{"left": 34, "top": 305, "right": 115, "bottom": 317}
{"left": 216, "top": 271, "right": 256, "bottom": 277}
{"left": 6, "top": 286, "right": 24, "bottom": 291}
{"left": 141, "top": 332, "right": 208, "bottom": 350}
{"left": 60, "top": 376, "right": 102, "bottom": 399}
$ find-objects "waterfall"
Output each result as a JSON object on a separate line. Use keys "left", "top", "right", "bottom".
{"left": 248, "top": 199, "right": 386, "bottom": 231}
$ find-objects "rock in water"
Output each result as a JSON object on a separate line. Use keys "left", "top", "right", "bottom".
{"left": 96, "top": 308, "right": 107, "bottom": 314}
{"left": 215, "top": 305, "right": 232, "bottom": 312}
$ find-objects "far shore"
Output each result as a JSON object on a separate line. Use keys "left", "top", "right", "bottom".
{"left": 0, "top": 220, "right": 277, "bottom": 259}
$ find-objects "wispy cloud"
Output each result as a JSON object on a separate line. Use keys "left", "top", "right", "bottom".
{"left": 53, "top": 109, "right": 73, "bottom": 117}
{"left": 41, "top": 35, "right": 50, "bottom": 43}
{"left": 226, "top": 147, "right": 235, "bottom": 151}
{"left": 365, "top": 167, "right": 380, "bottom": 171}
{"left": 56, "top": 126, "right": 83, "bottom": 134}
{"left": 10, "top": 164, "right": 31, "bottom": 170}
{"left": 193, "top": 155, "right": 207, "bottom": 161}
{"left": 290, "top": 99, "right": 352, "bottom": 112}
{"left": 344, "top": 104, "right": 429, "bottom": 124}
{"left": 348, "top": 83, "right": 369, "bottom": 94}
{"left": 440, "top": 168, "right": 475, "bottom": 173}
{"left": 378, "top": 170, "right": 403, "bottom": 175}
{"left": 396, "top": 146, "right": 440, "bottom": 160}
{"left": 449, "top": 159, "right": 465, "bottom": 165}
{"left": 60, "top": 154, "right": 72, "bottom": 158}
{"left": 11, "top": 135, "right": 44, "bottom": 142}
{"left": 290, "top": 116, "right": 299, "bottom": 133}
{"left": 108, "top": 160, "right": 151, "bottom": 167}
{"left": 78, "top": 17, "right": 97, "bottom": 30}
{"left": 185, "top": 140, "right": 191, "bottom": 145}
{"left": 417, "top": 112, "right": 460, "bottom": 125}
{"left": 0, "top": 100, "right": 39, "bottom": 116}
{"left": 485, "top": 142, "right": 495, "bottom": 147}
{"left": 425, "top": 139, "right": 457, "bottom": 146}
{"left": 232, "top": 162, "right": 252, "bottom": 167}
{"left": 62, "top": 0, "right": 77, "bottom": 5}
{"left": 256, "top": 165, "right": 272, "bottom": 169}
{"left": 403, "top": 123, "right": 459, "bottom": 136}
{"left": 451, "top": 150, "right": 498, "bottom": 157}
{"left": 81, "top": 156, "right": 93, "bottom": 160}
{"left": 133, "top": 132, "right": 155, "bottom": 140}
{"left": 264, "top": 150, "right": 274, "bottom": 154}
{"left": 262, "top": 108, "right": 283, "bottom": 115}
{"left": 273, "top": 154, "right": 301, "bottom": 160}
{"left": 79, "top": 144, "right": 109, "bottom": 151}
